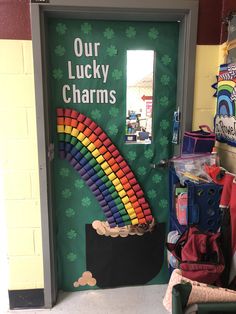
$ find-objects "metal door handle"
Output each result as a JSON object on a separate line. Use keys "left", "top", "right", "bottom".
{"left": 150, "top": 159, "right": 169, "bottom": 169}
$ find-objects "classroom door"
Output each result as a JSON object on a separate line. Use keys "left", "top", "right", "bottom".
{"left": 47, "top": 18, "right": 179, "bottom": 291}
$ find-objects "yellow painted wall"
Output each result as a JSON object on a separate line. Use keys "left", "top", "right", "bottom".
{"left": 192, "top": 45, "right": 220, "bottom": 130}
{"left": 0, "top": 39, "right": 44, "bottom": 289}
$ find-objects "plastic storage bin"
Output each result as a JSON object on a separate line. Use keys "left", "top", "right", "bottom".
{"left": 169, "top": 168, "right": 223, "bottom": 233}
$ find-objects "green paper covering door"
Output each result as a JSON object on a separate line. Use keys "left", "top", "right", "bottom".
{"left": 47, "top": 18, "right": 179, "bottom": 291}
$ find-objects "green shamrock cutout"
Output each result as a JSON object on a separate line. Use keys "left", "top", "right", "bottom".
{"left": 67, "top": 229, "right": 77, "bottom": 240}
{"left": 148, "top": 189, "right": 157, "bottom": 199}
{"left": 137, "top": 166, "right": 147, "bottom": 176}
{"left": 108, "top": 124, "right": 118, "bottom": 136}
{"left": 54, "top": 45, "right": 66, "bottom": 56}
{"left": 52, "top": 68, "right": 63, "bottom": 80}
{"left": 161, "top": 55, "right": 172, "bottom": 65}
{"left": 161, "top": 74, "right": 170, "bottom": 86}
{"left": 160, "top": 120, "right": 170, "bottom": 130}
{"left": 152, "top": 174, "right": 162, "bottom": 184}
{"left": 144, "top": 149, "right": 154, "bottom": 160}
{"left": 107, "top": 45, "right": 118, "bottom": 57}
{"left": 159, "top": 199, "right": 168, "bottom": 208}
{"left": 103, "top": 27, "right": 115, "bottom": 39}
{"left": 66, "top": 252, "right": 77, "bottom": 262}
{"left": 60, "top": 167, "right": 69, "bottom": 177}
{"left": 91, "top": 109, "right": 102, "bottom": 121}
{"left": 126, "top": 26, "right": 136, "bottom": 38}
{"left": 159, "top": 136, "right": 169, "bottom": 146}
{"left": 112, "top": 69, "right": 122, "bottom": 80}
{"left": 65, "top": 208, "right": 75, "bottom": 218}
{"left": 74, "top": 179, "right": 84, "bottom": 189}
{"left": 127, "top": 151, "right": 137, "bottom": 162}
{"left": 56, "top": 23, "right": 67, "bottom": 35}
{"left": 160, "top": 96, "right": 169, "bottom": 107}
{"left": 82, "top": 197, "right": 91, "bottom": 207}
{"left": 62, "top": 188, "right": 72, "bottom": 199}
{"left": 81, "top": 22, "right": 92, "bottom": 34}
{"left": 148, "top": 27, "right": 159, "bottom": 39}
{"left": 109, "top": 106, "right": 119, "bottom": 117}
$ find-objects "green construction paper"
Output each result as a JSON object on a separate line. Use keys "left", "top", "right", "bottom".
{"left": 48, "top": 18, "right": 179, "bottom": 291}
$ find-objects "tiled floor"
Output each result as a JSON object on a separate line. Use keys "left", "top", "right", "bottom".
{"left": 6, "top": 285, "right": 169, "bottom": 314}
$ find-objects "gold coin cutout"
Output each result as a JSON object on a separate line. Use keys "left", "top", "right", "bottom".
{"left": 88, "top": 278, "right": 97, "bottom": 286}
{"left": 73, "top": 281, "right": 79, "bottom": 288}
{"left": 78, "top": 277, "right": 87, "bottom": 286}
{"left": 83, "top": 271, "right": 92, "bottom": 280}
{"left": 92, "top": 220, "right": 101, "bottom": 229}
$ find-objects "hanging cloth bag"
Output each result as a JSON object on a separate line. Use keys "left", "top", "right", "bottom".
{"left": 182, "top": 125, "right": 216, "bottom": 154}
{"left": 166, "top": 226, "right": 225, "bottom": 285}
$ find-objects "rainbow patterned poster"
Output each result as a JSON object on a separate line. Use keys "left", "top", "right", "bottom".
{"left": 214, "top": 63, "right": 236, "bottom": 146}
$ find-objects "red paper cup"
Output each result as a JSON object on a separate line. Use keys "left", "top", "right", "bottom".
{"left": 120, "top": 177, "right": 129, "bottom": 185}
{"left": 94, "top": 139, "right": 103, "bottom": 148}
{"left": 57, "top": 117, "right": 64, "bottom": 125}
{"left": 108, "top": 144, "right": 116, "bottom": 153}
{"left": 71, "top": 119, "right": 78, "bottom": 127}
{"left": 138, "top": 197, "right": 145, "bottom": 205}
{"left": 122, "top": 165, "right": 131, "bottom": 174}
{"left": 108, "top": 157, "right": 116, "bottom": 166}
{"left": 136, "top": 190, "right": 144, "bottom": 198}
{"left": 126, "top": 172, "right": 134, "bottom": 180}
{"left": 65, "top": 117, "right": 72, "bottom": 125}
{"left": 116, "top": 155, "right": 124, "bottom": 163}
{"left": 71, "top": 110, "right": 78, "bottom": 119}
{"left": 99, "top": 132, "right": 107, "bottom": 142}
{"left": 132, "top": 201, "right": 139, "bottom": 209}
{"left": 144, "top": 209, "right": 151, "bottom": 216}
{"left": 123, "top": 182, "right": 131, "bottom": 190}
{"left": 119, "top": 160, "right": 127, "bottom": 169}
{"left": 57, "top": 108, "right": 64, "bottom": 117}
{"left": 137, "top": 212, "right": 144, "bottom": 219}
{"left": 89, "top": 122, "right": 97, "bottom": 131}
{"left": 104, "top": 151, "right": 112, "bottom": 161}
{"left": 129, "top": 178, "right": 137, "bottom": 186}
{"left": 77, "top": 123, "right": 86, "bottom": 132}
{"left": 89, "top": 133, "right": 97, "bottom": 142}
{"left": 112, "top": 149, "right": 119, "bottom": 158}
{"left": 116, "top": 169, "right": 125, "bottom": 179}
{"left": 133, "top": 184, "right": 141, "bottom": 192}
{"left": 103, "top": 138, "right": 112, "bottom": 147}
{"left": 146, "top": 215, "right": 153, "bottom": 222}
{"left": 84, "top": 117, "right": 92, "bottom": 126}
{"left": 99, "top": 146, "right": 107, "bottom": 154}
{"left": 111, "top": 163, "right": 119, "bottom": 172}
{"left": 65, "top": 108, "right": 72, "bottom": 117}
{"left": 135, "top": 207, "right": 143, "bottom": 214}
{"left": 138, "top": 218, "right": 146, "bottom": 224}
{"left": 94, "top": 127, "right": 103, "bottom": 136}
{"left": 130, "top": 195, "right": 138, "bottom": 203}
{"left": 127, "top": 189, "right": 135, "bottom": 197}
{"left": 141, "top": 203, "right": 149, "bottom": 210}
{"left": 84, "top": 128, "right": 92, "bottom": 137}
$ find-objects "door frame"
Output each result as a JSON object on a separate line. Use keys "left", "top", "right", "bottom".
{"left": 30, "top": 0, "right": 198, "bottom": 308}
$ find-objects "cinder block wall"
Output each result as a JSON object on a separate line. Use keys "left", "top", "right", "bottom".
{"left": 0, "top": 39, "right": 44, "bottom": 289}
{"left": 0, "top": 40, "right": 43, "bottom": 290}
{"left": 192, "top": 45, "right": 220, "bottom": 130}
